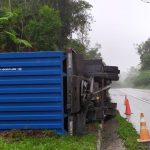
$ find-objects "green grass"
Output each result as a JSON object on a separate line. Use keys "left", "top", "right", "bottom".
{"left": 0, "top": 131, "right": 96, "bottom": 150}
{"left": 116, "top": 113, "right": 147, "bottom": 150}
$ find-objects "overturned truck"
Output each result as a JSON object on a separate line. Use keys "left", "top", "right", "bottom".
{"left": 66, "top": 49, "right": 120, "bottom": 135}
{"left": 0, "top": 50, "right": 119, "bottom": 135}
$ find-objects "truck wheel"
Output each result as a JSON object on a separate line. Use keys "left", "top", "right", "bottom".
{"left": 68, "top": 112, "right": 86, "bottom": 135}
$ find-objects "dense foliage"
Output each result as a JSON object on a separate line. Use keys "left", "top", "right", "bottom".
{"left": 137, "top": 39, "right": 150, "bottom": 70}
{"left": 25, "top": 5, "right": 62, "bottom": 50}
{"left": 124, "top": 39, "right": 150, "bottom": 88}
{"left": 0, "top": 0, "right": 101, "bottom": 58}
{"left": 133, "top": 39, "right": 150, "bottom": 88}
{"left": 0, "top": 10, "right": 32, "bottom": 51}
{"left": 124, "top": 67, "right": 139, "bottom": 87}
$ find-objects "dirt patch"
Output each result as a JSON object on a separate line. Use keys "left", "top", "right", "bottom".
{"left": 85, "top": 123, "right": 99, "bottom": 134}
{"left": 102, "top": 118, "right": 126, "bottom": 150}
{"left": 0, "top": 130, "right": 56, "bottom": 141}
{"left": 0, "top": 124, "right": 98, "bottom": 142}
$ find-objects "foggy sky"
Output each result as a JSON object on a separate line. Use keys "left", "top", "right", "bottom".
{"left": 86, "top": 0, "right": 150, "bottom": 72}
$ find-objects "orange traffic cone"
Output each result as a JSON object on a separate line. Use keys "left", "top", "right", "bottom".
{"left": 124, "top": 97, "right": 132, "bottom": 115}
{"left": 124, "top": 96, "right": 127, "bottom": 105}
{"left": 137, "top": 113, "right": 150, "bottom": 142}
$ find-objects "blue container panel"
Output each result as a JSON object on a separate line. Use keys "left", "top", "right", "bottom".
{"left": 0, "top": 51, "right": 65, "bottom": 134}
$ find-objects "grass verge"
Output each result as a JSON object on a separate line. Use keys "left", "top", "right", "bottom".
{"left": 0, "top": 134, "right": 96, "bottom": 150}
{"left": 116, "top": 113, "right": 147, "bottom": 150}
{"left": 0, "top": 128, "right": 96, "bottom": 150}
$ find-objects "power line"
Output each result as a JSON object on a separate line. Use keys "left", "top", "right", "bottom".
{"left": 141, "top": 0, "right": 150, "bottom": 3}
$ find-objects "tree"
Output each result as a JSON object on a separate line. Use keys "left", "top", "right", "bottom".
{"left": 0, "top": 0, "right": 94, "bottom": 54}
{"left": 124, "top": 67, "right": 138, "bottom": 87}
{"left": 127, "top": 38, "right": 150, "bottom": 88}
{"left": 0, "top": 0, "right": 93, "bottom": 50}
{"left": 86, "top": 43, "right": 102, "bottom": 59}
{"left": 67, "top": 39, "right": 86, "bottom": 54}
{"left": 0, "top": 9, "right": 31, "bottom": 51}
{"left": 25, "top": 5, "right": 61, "bottom": 50}
{"left": 136, "top": 39, "right": 150, "bottom": 70}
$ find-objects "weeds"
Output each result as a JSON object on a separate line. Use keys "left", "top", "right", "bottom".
{"left": 0, "top": 130, "right": 96, "bottom": 150}
{"left": 116, "top": 113, "right": 147, "bottom": 150}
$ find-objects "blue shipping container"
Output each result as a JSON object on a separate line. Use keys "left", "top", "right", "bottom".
{"left": 0, "top": 51, "right": 65, "bottom": 134}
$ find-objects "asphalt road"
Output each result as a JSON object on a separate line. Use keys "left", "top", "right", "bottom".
{"left": 110, "top": 88, "right": 150, "bottom": 133}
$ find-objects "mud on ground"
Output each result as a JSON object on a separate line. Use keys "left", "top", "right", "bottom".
{"left": 102, "top": 118, "right": 126, "bottom": 150}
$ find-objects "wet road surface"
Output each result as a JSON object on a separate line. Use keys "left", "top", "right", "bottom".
{"left": 110, "top": 88, "right": 150, "bottom": 133}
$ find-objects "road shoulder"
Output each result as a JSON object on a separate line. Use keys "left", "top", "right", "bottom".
{"left": 102, "top": 118, "right": 126, "bottom": 150}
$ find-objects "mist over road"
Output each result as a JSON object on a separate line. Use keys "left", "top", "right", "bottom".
{"left": 110, "top": 88, "right": 150, "bottom": 133}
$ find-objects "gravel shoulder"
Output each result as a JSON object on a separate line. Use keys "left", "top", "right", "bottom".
{"left": 102, "top": 118, "right": 126, "bottom": 150}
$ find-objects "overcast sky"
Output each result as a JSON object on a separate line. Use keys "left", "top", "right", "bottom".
{"left": 86, "top": 0, "right": 150, "bottom": 72}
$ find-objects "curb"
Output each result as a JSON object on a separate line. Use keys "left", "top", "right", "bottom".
{"left": 96, "top": 124, "right": 103, "bottom": 150}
